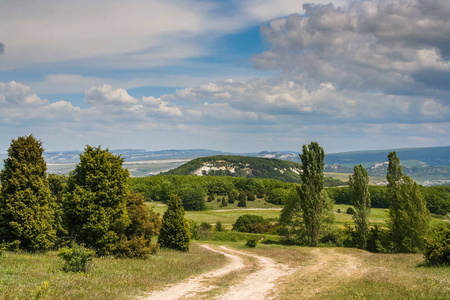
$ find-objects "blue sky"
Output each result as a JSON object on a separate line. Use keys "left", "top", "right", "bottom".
{"left": 0, "top": 0, "right": 449, "bottom": 154}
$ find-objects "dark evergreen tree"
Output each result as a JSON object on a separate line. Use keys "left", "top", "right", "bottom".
{"left": 158, "top": 194, "right": 190, "bottom": 251}
{"left": 0, "top": 135, "right": 57, "bottom": 251}
{"left": 48, "top": 174, "right": 68, "bottom": 239}
{"left": 237, "top": 196, "right": 247, "bottom": 207}
{"left": 349, "top": 164, "right": 370, "bottom": 249}
{"left": 63, "top": 146, "right": 130, "bottom": 255}
{"left": 221, "top": 197, "right": 227, "bottom": 207}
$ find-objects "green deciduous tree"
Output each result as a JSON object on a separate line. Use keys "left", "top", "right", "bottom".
{"left": 179, "top": 186, "right": 206, "bottom": 211}
{"left": 158, "top": 194, "right": 190, "bottom": 251}
{"left": 62, "top": 146, "right": 130, "bottom": 255}
{"left": 349, "top": 164, "right": 370, "bottom": 249}
{"left": 387, "top": 152, "right": 430, "bottom": 253}
{"left": 0, "top": 135, "right": 57, "bottom": 251}
{"left": 297, "top": 142, "right": 327, "bottom": 247}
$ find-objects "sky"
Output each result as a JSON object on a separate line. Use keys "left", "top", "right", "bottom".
{"left": 0, "top": 0, "right": 449, "bottom": 154}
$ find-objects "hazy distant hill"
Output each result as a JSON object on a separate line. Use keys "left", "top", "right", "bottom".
{"left": 1, "top": 146, "right": 449, "bottom": 185}
{"left": 324, "top": 146, "right": 450, "bottom": 167}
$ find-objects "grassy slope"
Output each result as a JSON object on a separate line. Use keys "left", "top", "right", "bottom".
{"left": 0, "top": 244, "right": 227, "bottom": 300}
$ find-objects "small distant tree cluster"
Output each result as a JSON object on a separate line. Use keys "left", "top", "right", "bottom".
{"left": 267, "top": 188, "right": 288, "bottom": 205}
{"left": 228, "top": 189, "right": 238, "bottom": 204}
{"left": 158, "top": 195, "right": 190, "bottom": 251}
{"left": 221, "top": 197, "right": 227, "bottom": 207}
{"left": 237, "top": 192, "right": 247, "bottom": 207}
{"left": 0, "top": 135, "right": 57, "bottom": 251}
{"left": 179, "top": 186, "right": 206, "bottom": 211}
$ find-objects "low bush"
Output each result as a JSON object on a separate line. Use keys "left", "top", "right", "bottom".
{"left": 232, "top": 214, "right": 270, "bottom": 233}
{"left": 115, "top": 236, "right": 158, "bottom": 259}
{"left": 246, "top": 237, "right": 258, "bottom": 248}
{"left": 215, "top": 220, "right": 224, "bottom": 232}
{"left": 423, "top": 225, "right": 450, "bottom": 266}
{"left": 346, "top": 207, "right": 355, "bottom": 214}
{"left": 58, "top": 243, "right": 95, "bottom": 273}
{"left": 189, "top": 220, "right": 200, "bottom": 240}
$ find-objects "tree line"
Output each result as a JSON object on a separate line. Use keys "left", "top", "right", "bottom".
{"left": 0, "top": 135, "right": 166, "bottom": 258}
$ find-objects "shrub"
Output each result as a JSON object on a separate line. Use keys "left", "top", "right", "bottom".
{"left": 247, "top": 193, "right": 256, "bottom": 201}
{"left": 189, "top": 220, "right": 200, "bottom": 240}
{"left": 423, "top": 225, "right": 450, "bottom": 266}
{"left": 237, "top": 197, "right": 247, "bottom": 207}
{"left": 435, "top": 208, "right": 447, "bottom": 216}
{"left": 233, "top": 215, "right": 270, "bottom": 233}
{"left": 346, "top": 207, "right": 355, "bottom": 214}
{"left": 246, "top": 237, "right": 258, "bottom": 248}
{"left": 337, "top": 208, "right": 341, "bottom": 213}
{"left": 115, "top": 236, "right": 157, "bottom": 259}
{"left": 59, "top": 243, "right": 95, "bottom": 273}
{"left": 215, "top": 220, "right": 224, "bottom": 232}
{"left": 221, "top": 198, "right": 228, "bottom": 207}
{"left": 125, "top": 192, "right": 161, "bottom": 241}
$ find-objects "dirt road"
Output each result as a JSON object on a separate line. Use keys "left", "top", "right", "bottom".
{"left": 142, "top": 244, "right": 293, "bottom": 300}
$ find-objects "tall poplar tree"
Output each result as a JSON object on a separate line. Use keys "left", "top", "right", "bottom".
{"left": 158, "top": 194, "right": 190, "bottom": 251}
{"left": 387, "top": 151, "right": 430, "bottom": 252}
{"left": 297, "top": 142, "right": 326, "bottom": 247}
{"left": 0, "top": 135, "right": 56, "bottom": 251}
{"left": 349, "top": 164, "right": 370, "bottom": 249}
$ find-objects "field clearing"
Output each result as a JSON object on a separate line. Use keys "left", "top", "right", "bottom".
{"left": 324, "top": 172, "right": 352, "bottom": 182}
{"left": 150, "top": 202, "right": 447, "bottom": 229}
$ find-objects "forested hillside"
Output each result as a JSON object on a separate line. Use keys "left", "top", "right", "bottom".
{"left": 161, "top": 155, "right": 303, "bottom": 182}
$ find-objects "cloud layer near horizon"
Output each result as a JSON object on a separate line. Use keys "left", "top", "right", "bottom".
{"left": 0, "top": 0, "right": 449, "bottom": 153}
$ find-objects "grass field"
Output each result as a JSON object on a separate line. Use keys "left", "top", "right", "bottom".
{"left": 2, "top": 241, "right": 447, "bottom": 300}
{"left": 150, "top": 201, "right": 447, "bottom": 230}
{"left": 0, "top": 244, "right": 227, "bottom": 300}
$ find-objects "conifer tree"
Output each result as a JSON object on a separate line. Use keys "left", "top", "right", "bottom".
{"left": 387, "top": 152, "right": 430, "bottom": 252}
{"left": 63, "top": 146, "right": 130, "bottom": 254}
{"left": 349, "top": 164, "right": 370, "bottom": 249}
{"left": 158, "top": 194, "right": 190, "bottom": 251}
{"left": 0, "top": 135, "right": 57, "bottom": 251}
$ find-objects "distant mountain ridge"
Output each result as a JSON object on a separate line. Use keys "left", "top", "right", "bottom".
{"left": 1, "top": 146, "right": 449, "bottom": 185}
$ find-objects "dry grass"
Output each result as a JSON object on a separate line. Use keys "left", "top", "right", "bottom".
{"left": 240, "top": 245, "right": 450, "bottom": 300}
{"left": 0, "top": 243, "right": 227, "bottom": 300}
